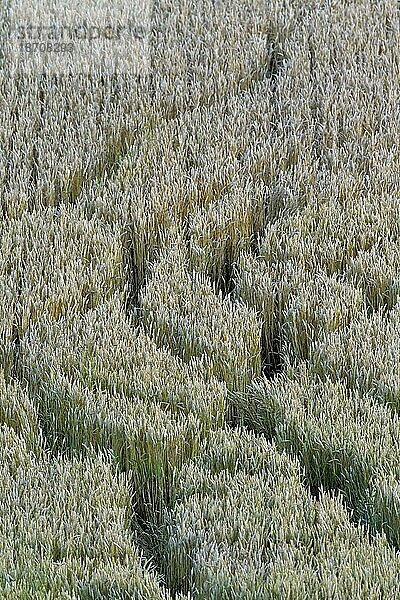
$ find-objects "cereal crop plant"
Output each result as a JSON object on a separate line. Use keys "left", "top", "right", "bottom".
{"left": 1, "top": 0, "right": 400, "bottom": 596}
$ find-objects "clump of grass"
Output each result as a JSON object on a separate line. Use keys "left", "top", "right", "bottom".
{"left": 140, "top": 242, "right": 262, "bottom": 391}
{"left": 188, "top": 184, "right": 262, "bottom": 293}
{"left": 234, "top": 253, "right": 364, "bottom": 371}
{"left": 0, "top": 426, "right": 171, "bottom": 599}
{"left": 232, "top": 365, "right": 400, "bottom": 547}
{"left": 20, "top": 294, "right": 225, "bottom": 517}
{"left": 22, "top": 294, "right": 226, "bottom": 431}
{"left": 1, "top": 205, "right": 124, "bottom": 347}
{"left": 234, "top": 254, "right": 309, "bottom": 369}
{"left": 282, "top": 273, "right": 365, "bottom": 363}
{"left": 161, "top": 427, "right": 400, "bottom": 597}
{"left": 0, "top": 371, "right": 43, "bottom": 454}
{"left": 344, "top": 239, "right": 400, "bottom": 311}
{"left": 29, "top": 372, "right": 204, "bottom": 520}
{"left": 309, "top": 304, "right": 400, "bottom": 409}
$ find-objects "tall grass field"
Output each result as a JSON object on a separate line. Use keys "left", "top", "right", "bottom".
{"left": 1, "top": 0, "right": 400, "bottom": 597}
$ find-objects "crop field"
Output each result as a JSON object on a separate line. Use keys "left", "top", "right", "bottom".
{"left": 0, "top": 0, "right": 400, "bottom": 597}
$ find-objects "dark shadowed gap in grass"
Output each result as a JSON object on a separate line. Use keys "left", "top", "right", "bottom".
{"left": 124, "top": 244, "right": 144, "bottom": 313}
{"left": 365, "top": 295, "right": 392, "bottom": 317}
{"left": 261, "top": 326, "right": 284, "bottom": 380}
{"left": 10, "top": 323, "right": 21, "bottom": 383}
{"left": 208, "top": 256, "right": 237, "bottom": 300}
{"left": 308, "top": 483, "right": 322, "bottom": 499}
{"left": 265, "top": 45, "right": 286, "bottom": 86}
{"left": 220, "top": 256, "right": 236, "bottom": 297}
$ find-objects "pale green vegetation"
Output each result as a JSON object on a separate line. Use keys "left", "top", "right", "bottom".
{"left": 1, "top": 0, "right": 400, "bottom": 597}
{"left": 140, "top": 241, "right": 262, "bottom": 391}
{"left": 20, "top": 294, "right": 226, "bottom": 518}
{"left": 0, "top": 427, "right": 171, "bottom": 599}
{"left": 233, "top": 367, "right": 400, "bottom": 546}
{"left": 161, "top": 428, "right": 400, "bottom": 598}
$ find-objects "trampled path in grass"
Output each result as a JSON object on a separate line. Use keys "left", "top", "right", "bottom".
{"left": 1, "top": 0, "right": 400, "bottom": 597}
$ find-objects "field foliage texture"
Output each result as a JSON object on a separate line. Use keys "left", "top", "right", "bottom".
{"left": 1, "top": 0, "right": 400, "bottom": 597}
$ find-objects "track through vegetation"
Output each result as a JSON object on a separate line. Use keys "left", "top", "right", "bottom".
{"left": 1, "top": 0, "right": 400, "bottom": 598}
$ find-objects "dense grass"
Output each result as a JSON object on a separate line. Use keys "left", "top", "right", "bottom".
{"left": 1, "top": 0, "right": 400, "bottom": 597}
